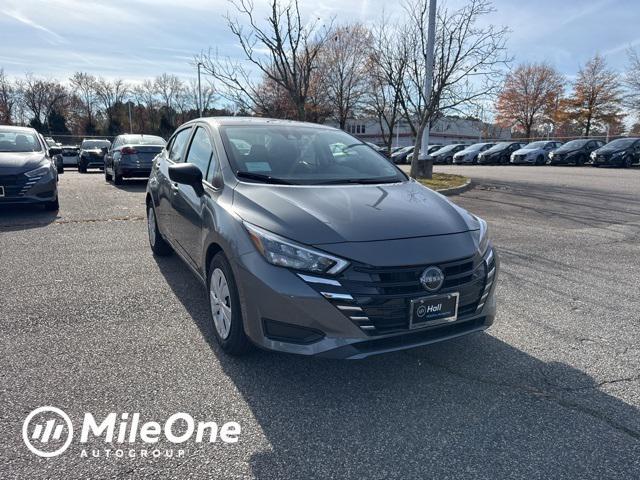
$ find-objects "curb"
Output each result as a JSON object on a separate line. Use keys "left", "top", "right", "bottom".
{"left": 436, "top": 179, "right": 474, "bottom": 196}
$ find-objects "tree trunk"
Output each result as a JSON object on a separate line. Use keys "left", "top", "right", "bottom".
{"left": 409, "top": 117, "right": 433, "bottom": 179}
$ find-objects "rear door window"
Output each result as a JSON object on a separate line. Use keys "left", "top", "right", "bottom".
{"left": 168, "top": 128, "right": 192, "bottom": 163}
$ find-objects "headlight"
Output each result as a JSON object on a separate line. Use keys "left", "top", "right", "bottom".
{"left": 243, "top": 222, "right": 350, "bottom": 275}
{"left": 549, "top": 152, "right": 554, "bottom": 159}
{"left": 590, "top": 152, "right": 597, "bottom": 159}
{"left": 24, "top": 164, "right": 51, "bottom": 178}
{"left": 510, "top": 153, "right": 515, "bottom": 161}
{"left": 470, "top": 216, "right": 490, "bottom": 255}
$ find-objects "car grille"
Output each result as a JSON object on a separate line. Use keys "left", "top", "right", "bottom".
{"left": 0, "top": 173, "right": 40, "bottom": 197}
{"left": 512, "top": 154, "right": 527, "bottom": 162}
{"left": 305, "top": 248, "right": 496, "bottom": 336}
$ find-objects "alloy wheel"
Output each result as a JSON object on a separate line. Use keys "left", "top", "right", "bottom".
{"left": 210, "top": 268, "right": 232, "bottom": 340}
{"left": 147, "top": 207, "right": 156, "bottom": 248}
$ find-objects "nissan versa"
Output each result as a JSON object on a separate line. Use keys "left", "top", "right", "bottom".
{"left": 146, "top": 118, "right": 498, "bottom": 359}
{"left": 0, "top": 125, "right": 60, "bottom": 210}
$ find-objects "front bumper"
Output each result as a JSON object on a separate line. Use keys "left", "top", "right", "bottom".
{"left": 510, "top": 156, "right": 535, "bottom": 164}
{"left": 0, "top": 173, "right": 57, "bottom": 205}
{"left": 591, "top": 155, "right": 624, "bottom": 166}
{"left": 232, "top": 245, "right": 498, "bottom": 359}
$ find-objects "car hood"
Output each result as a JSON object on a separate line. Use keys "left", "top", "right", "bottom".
{"left": 232, "top": 180, "right": 477, "bottom": 245}
{"left": 595, "top": 147, "right": 624, "bottom": 154}
{"left": 0, "top": 152, "right": 46, "bottom": 175}
{"left": 513, "top": 148, "right": 540, "bottom": 155}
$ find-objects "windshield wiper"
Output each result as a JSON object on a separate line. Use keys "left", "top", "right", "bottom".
{"left": 312, "top": 177, "right": 401, "bottom": 185}
{"left": 236, "top": 171, "right": 295, "bottom": 185}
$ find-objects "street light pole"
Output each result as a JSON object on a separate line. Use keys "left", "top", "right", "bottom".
{"left": 418, "top": 0, "right": 437, "bottom": 171}
{"left": 197, "top": 62, "right": 203, "bottom": 118}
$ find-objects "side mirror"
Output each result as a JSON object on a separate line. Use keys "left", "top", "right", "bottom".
{"left": 169, "top": 163, "right": 204, "bottom": 196}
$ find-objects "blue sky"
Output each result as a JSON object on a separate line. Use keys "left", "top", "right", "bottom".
{"left": 0, "top": 0, "right": 638, "bottom": 85}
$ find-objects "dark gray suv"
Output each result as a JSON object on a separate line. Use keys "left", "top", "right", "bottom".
{"left": 146, "top": 118, "right": 498, "bottom": 359}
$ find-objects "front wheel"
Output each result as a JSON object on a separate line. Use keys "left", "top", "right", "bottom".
{"left": 113, "top": 171, "right": 122, "bottom": 185}
{"left": 105, "top": 168, "right": 112, "bottom": 182}
{"left": 208, "top": 252, "right": 251, "bottom": 355}
{"left": 147, "top": 205, "right": 172, "bottom": 256}
{"left": 624, "top": 156, "right": 633, "bottom": 168}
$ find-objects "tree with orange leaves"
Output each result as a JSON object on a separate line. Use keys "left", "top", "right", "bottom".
{"left": 495, "top": 63, "right": 564, "bottom": 139}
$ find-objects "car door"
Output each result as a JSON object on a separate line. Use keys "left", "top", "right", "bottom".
{"left": 157, "top": 127, "right": 193, "bottom": 241}
{"left": 105, "top": 136, "right": 119, "bottom": 173}
{"left": 169, "top": 125, "right": 216, "bottom": 267}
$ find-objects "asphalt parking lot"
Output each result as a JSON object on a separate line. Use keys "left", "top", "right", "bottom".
{"left": 1, "top": 166, "right": 639, "bottom": 479}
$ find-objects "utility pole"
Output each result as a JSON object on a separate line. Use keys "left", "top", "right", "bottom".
{"left": 418, "top": 0, "right": 437, "bottom": 172}
{"left": 197, "top": 62, "right": 203, "bottom": 118}
{"left": 128, "top": 102, "right": 133, "bottom": 133}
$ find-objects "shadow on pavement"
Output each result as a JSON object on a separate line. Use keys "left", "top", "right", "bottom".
{"left": 112, "top": 179, "right": 148, "bottom": 193}
{"left": 154, "top": 254, "right": 640, "bottom": 479}
{"left": 0, "top": 204, "right": 58, "bottom": 231}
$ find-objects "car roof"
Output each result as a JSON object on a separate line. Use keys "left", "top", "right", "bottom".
{"left": 0, "top": 125, "right": 38, "bottom": 133}
{"left": 192, "top": 116, "right": 339, "bottom": 131}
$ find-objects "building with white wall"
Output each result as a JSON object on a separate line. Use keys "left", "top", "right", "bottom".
{"left": 328, "top": 116, "right": 511, "bottom": 147}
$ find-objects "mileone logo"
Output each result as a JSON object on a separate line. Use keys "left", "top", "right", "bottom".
{"left": 23, "top": 406, "right": 241, "bottom": 458}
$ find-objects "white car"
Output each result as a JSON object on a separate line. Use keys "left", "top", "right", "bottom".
{"left": 453, "top": 142, "right": 495, "bottom": 164}
{"left": 510, "top": 141, "right": 563, "bottom": 165}
{"left": 59, "top": 146, "right": 80, "bottom": 166}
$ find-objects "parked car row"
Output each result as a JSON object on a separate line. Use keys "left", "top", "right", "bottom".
{"left": 390, "top": 138, "right": 640, "bottom": 167}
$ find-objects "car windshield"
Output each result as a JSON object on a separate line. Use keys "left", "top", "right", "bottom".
{"left": 604, "top": 138, "right": 637, "bottom": 149}
{"left": 0, "top": 129, "right": 42, "bottom": 153}
{"left": 82, "top": 140, "right": 111, "bottom": 149}
{"left": 219, "top": 125, "right": 405, "bottom": 185}
{"left": 121, "top": 135, "right": 165, "bottom": 146}
{"left": 524, "top": 141, "right": 548, "bottom": 149}
{"left": 485, "top": 142, "right": 513, "bottom": 153}
{"left": 462, "top": 143, "right": 492, "bottom": 153}
{"left": 434, "top": 144, "right": 461, "bottom": 154}
{"left": 561, "top": 139, "right": 589, "bottom": 149}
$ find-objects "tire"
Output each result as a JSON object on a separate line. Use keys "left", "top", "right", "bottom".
{"left": 147, "top": 204, "right": 172, "bottom": 256}
{"left": 575, "top": 154, "right": 586, "bottom": 166}
{"left": 446, "top": 156, "right": 453, "bottom": 165}
{"left": 536, "top": 155, "right": 543, "bottom": 165}
{"left": 208, "top": 252, "right": 251, "bottom": 355}
{"left": 113, "top": 171, "right": 122, "bottom": 185}
{"left": 624, "top": 156, "right": 632, "bottom": 168}
{"left": 105, "top": 168, "right": 112, "bottom": 182}
{"left": 43, "top": 196, "right": 59, "bottom": 211}
{"left": 78, "top": 164, "right": 87, "bottom": 173}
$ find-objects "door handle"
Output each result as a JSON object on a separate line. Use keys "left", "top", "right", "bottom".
{"left": 170, "top": 182, "right": 179, "bottom": 192}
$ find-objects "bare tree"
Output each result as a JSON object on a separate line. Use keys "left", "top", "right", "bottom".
{"left": 20, "top": 74, "right": 67, "bottom": 131}
{"left": 365, "top": 16, "right": 409, "bottom": 153}
{"left": 69, "top": 72, "right": 98, "bottom": 132}
{"left": 566, "top": 54, "right": 623, "bottom": 136}
{"left": 404, "top": 0, "right": 510, "bottom": 178}
{"left": 320, "top": 24, "right": 372, "bottom": 129}
{"left": 198, "top": 0, "right": 332, "bottom": 120}
{"left": 187, "top": 78, "right": 216, "bottom": 114}
{"left": 495, "top": 63, "right": 564, "bottom": 138}
{"left": 94, "top": 78, "right": 129, "bottom": 134}
{"left": 0, "top": 69, "right": 17, "bottom": 124}
{"left": 624, "top": 48, "right": 640, "bottom": 117}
